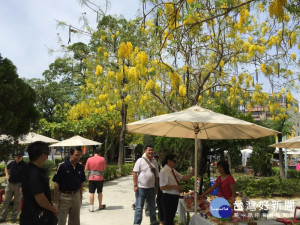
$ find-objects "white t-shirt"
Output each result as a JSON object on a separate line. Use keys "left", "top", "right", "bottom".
{"left": 133, "top": 157, "right": 159, "bottom": 188}
{"left": 159, "top": 164, "right": 183, "bottom": 195}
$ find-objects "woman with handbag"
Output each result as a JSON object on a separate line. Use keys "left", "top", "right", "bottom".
{"left": 20, "top": 141, "right": 58, "bottom": 225}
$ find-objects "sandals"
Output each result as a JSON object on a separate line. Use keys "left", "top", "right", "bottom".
{"left": 98, "top": 204, "right": 106, "bottom": 210}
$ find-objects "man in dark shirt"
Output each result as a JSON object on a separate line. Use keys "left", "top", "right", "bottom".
{"left": 54, "top": 147, "right": 86, "bottom": 225}
{"left": 20, "top": 141, "right": 58, "bottom": 225}
{"left": 0, "top": 151, "right": 26, "bottom": 223}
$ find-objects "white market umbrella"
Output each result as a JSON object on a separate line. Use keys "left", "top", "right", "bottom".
{"left": 0, "top": 132, "right": 59, "bottom": 144}
{"left": 19, "top": 132, "right": 59, "bottom": 144}
{"left": 269, "top": 136, "right": 300, "bottom": 148}
{"left": 127, "top": 105, "right": 279, "bottom": 213}
{"left": 49, "top": 135, "right": 101, "bottom": 147}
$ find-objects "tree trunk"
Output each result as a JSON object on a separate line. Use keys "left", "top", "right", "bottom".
{"left": 118, "top": 102, "right": 128, "bottom": 165}
{"left": 104, "top": 127, "right": 110, "bottom": 162}
{"left": 278, "top": 134, "right": 285, "bottom": 179}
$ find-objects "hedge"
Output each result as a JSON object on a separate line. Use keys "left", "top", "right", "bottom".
{"left": 271, "top": 167, "right": 300, "bottom": 179}
{"left": 236, "top": 177, "right": 300, "bottom": 197}
{"left": 0, "top": 164, "right": 5, "bottom": 176}
{"left": 103, "top": 163, "right": 134, "bottom": 181}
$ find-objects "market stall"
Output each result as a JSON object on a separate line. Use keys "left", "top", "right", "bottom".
{"left": 189, "top": 214, "right": 283, "bottom": 225}
{"left": 177, "top": 193, "right": 287, "bottom": 225}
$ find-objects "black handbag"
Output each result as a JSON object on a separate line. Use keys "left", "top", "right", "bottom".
{"left": 33, "top": 208, "right": 58, "bottom": 225}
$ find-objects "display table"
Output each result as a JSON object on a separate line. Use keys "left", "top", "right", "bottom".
{"left": 188, "top": 214, "right": 284, "bottom": 225}
{"left": 189, "top": 214, "right": 217, "bottom": 225}
{"left": 178, "top": 198, "right": 200, "bottom": 225}
{"left": 254, "top": 219, "right": 285, "bottom": 225}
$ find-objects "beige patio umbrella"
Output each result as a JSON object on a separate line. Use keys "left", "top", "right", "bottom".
{"left": 269, "top": 136, "right": 300, "bottom": 148}
{"left": 49, "top": 135, "right": 101, "bottom": 147}
{"left": 0, "top": 132, "right": 59, "bottom": 144}
{"left": 274, "top": 149, "right": 300, "bottom": 154}
{"left": 18, "top": 132, "right": 59, "bottom": 144}
{"left": 127, "top": 105, "right": 279, "bottom": 213}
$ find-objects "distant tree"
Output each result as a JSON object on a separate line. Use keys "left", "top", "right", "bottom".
{"left": 0, "top": 54, "right": 39, "bottom": 160}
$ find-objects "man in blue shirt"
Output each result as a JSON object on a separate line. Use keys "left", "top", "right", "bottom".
{"left": 0, "top": 151, "right": 26, "bottom": 223}
{"left": 54, "top": 147, "right": 86, "bottom": 225}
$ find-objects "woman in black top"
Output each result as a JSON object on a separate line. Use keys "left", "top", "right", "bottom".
{"left": 20, "top": 141, "right": 58, "bottom": 225}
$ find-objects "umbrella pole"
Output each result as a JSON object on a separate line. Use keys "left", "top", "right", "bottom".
{"left": 194, "top": 133, "right": 198, "bottom": 214}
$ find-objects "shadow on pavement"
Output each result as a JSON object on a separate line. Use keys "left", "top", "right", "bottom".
{"left": 103, "top": 181, "right": 118, "bottom": 187}
{"left": 103, "top": 205, "right": 124, "bottom": 210}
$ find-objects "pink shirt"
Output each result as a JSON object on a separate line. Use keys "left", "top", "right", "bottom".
{"left": 296, "top": 164, "right": 300, "bottom": 171}
{"left": 216, "top": 175, "right": 235, "bottom": 200}
{"left": 85, "top": 156, "right": 106, "bottom": 181}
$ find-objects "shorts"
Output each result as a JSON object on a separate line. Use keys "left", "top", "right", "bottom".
{"left": 89, "top": 180, "right": 104, "bottom": 193}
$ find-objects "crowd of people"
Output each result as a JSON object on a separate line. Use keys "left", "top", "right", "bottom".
{"left": 0, "top": 141, "right": 236, "bottom": 225}
{"left": 132, "top": 146, "right": 236, "bottom": 225}
{"left": 0, "top": 141, "right": 106, "bottom": 225}
{"left": 132, "top": 145, "right": 195, "bottom": 225}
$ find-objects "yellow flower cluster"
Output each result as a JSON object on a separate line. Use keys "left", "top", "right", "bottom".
{"left": 170, "top": 72, "right": 182, "bottom": 89}
{"left": 239, "top": 8, "right": 249, "bottom": 24}
{"left": 116, "top": 72, "right": 123, "bottom": 82}
{"left": 291, "top": 53, "right": 296, "bottom": 61}
{"left": 260, "top": 64, "right": 267, "bottom": 74}
{"left": 145, "top": 79, "right": 155, "bottom": 90}
{"left": 245, "top": 74, "right": 252, "bottom": 87}
{"left": 186, "top": 0, "right": 195, "bottom": 4}
{"left": 124, "top": 95, "right": 131, "bottom": 103}
{"left": 95, "top": 65, "right": 103, "bottom": 76}
{"left": 104, "top": 52, "right": 108, "bottom": 58}
{"left": 99, "top": 94, "right": 108, "bottom": 102}
{"left": 286, "top": 92, "right": 293, "bottom": 103}
{"left": 146, "top": 20, "right": 154, "bottom": 29}
{"left": 179, "top": 84, "right": 187, "bottom": 97}
{"left": 262, "top": 26, "right": 268, "bottom": 36}
{"left": 269, "top": 0, "right": 286, "bottom": 20}
{"left": 118, "top": 42, "right": 133, "bottom": 59}
{"left": 68, "top": 101, "right": 92, "bottom": 120}
{"left": 219, "top": 60, "right": 225, "bottom": 67}
{"left": 183, "top": 13, "right": 202, "bottom": 27}
{"left": 165, "top": 2, "right": 179, "bottom": 29}
{"left": 268, "top": 36, "right": 279, "bottom": 46}
{"left": 128, "top": 67, "right": 140, "bottom": 82}
{"left": 107, "top": 71, "right": 114, "bottom": 79}
{"left": 137, "top": 51, "right": 148, "bottom": 65}
{"left": 289, "top": 32, "right": 297, "bottom": 47}
{"left": 155, "top": 82, "right": 161, "bottom": 92}
{"left": 269, "top": 102, "right": 280, "bottom": 115}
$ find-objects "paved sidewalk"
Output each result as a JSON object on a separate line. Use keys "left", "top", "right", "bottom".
{"left": 80, "top": 175, "right": 149, "bottom": 225}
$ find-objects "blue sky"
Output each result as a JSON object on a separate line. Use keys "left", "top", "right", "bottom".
{"left": 0, "top": 0, "right": 141, "bottom": 79}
